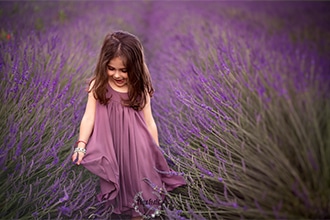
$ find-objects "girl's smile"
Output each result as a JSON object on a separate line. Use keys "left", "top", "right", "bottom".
{"left": 107, "top": 56, "right": 128, "bottom": 90}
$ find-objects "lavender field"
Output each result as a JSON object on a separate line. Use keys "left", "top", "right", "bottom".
{"left": 1, "top": 1, "right": 330, "bottom": 219}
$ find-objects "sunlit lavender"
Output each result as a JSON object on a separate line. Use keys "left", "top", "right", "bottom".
{"left": 1, "top": 1, "right": 329, "bottom": 219}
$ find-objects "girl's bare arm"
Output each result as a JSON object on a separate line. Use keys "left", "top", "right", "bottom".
{"left": 142, "top": 93, "right": 159, "bottom": 146}
{"left": 72, "top": 81, "right": 97, "bottom": 165}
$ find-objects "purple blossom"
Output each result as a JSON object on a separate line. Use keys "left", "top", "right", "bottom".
{"left": 58, "top": 205, "right": 71, "bottom": 217}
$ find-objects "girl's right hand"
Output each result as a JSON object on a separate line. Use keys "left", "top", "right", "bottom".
{"left": 72, "top": 152, "right": 85, "bottom": 165}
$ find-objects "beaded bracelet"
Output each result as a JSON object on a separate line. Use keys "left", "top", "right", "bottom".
{"left": 74, "top": 147, "right": 86, "bottom": 154}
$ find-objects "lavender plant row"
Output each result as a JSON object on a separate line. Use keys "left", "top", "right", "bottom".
{"left": 1, "top": 1, "right": 329, "bottom": 219}
{"left": 0, "top": 1, "right": 150, "bottom": 219}
{"left": 145, "top": 2, "right": 330, "bottom": 219}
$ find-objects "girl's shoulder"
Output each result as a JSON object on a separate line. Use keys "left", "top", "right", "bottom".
{"left": 89, "top": 79, "right": 96, "bottom": 90}
{"left": 86, "top": 79, "right": 97, "bottom": 99}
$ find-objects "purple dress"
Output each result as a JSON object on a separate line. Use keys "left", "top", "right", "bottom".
{"left": 81, "top": 83, "right": 186, "bottom": 217}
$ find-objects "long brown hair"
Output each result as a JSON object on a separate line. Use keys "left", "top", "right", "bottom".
{"left": 89, "top": 31, "right": 154, "bottom": 110}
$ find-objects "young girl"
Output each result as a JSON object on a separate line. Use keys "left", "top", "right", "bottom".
{"left": 71, "top": 31, "right": 186, "bottom": 219}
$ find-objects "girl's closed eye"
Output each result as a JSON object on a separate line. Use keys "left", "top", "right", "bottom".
{"left": 107, "top": 66, "right": 127, "bottom": 73}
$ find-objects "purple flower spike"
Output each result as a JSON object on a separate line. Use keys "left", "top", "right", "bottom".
{"left": 59, "top": 187, "right": 69, "bottom": 203}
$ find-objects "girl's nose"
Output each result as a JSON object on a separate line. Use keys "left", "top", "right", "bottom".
{"left": 114, "top": 71, "right": 120, "bottom": 78}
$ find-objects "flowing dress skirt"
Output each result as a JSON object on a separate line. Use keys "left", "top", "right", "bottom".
{"left": 81, "top": 84, "right": 186, "bottom": 217}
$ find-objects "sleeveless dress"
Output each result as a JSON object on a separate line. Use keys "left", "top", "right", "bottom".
{"left": 81, "top": 83, "right": 186, "bottom": 218}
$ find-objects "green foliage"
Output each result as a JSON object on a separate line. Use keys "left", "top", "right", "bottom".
{"left": 58, "top": 10, "right": 67, "bottom": 23}
{"left": 34, "top": 18, "right": 44, "bottom": 31}
{"left": 152, "top": 5, "right": 330, "bottom": 219}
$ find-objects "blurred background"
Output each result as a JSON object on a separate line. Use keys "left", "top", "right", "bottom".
{"left": 1, "top": 1, "right": 329, "bottom": 219}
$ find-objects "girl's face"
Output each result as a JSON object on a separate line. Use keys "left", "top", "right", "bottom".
{"left": 107, "top": 56, "right": 128, "bottom": 88}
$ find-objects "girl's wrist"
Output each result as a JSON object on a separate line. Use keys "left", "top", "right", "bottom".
{"left": 76, "top": 140, "right": 87, "bottom": 145}
{"left": 75, "top": 140, "right": 87, "bottom": 149}
{"left": 77, "top": 142, "right": 86, "bottom": 148}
